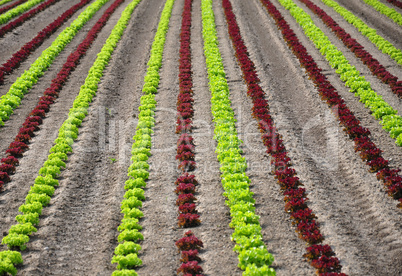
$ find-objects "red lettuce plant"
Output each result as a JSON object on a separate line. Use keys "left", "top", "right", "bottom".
{"left": 179, "top": 203, "right": 197, "bottom": 214}
{"left": 284, "top": 198, "right": 308, "bottom": 213}
{"left": 284, "top": 188, "right": 306, "bottom": 201}
{"left": 177, "top": 144, "right": 195, "bottom": 154}
{"left": 176, "top": 151, "right": 195, "bottom": 162}
{"left": 175, "top": 231, "right": 203, "bottom": 251}
{"left": 175, "top": 173, "right": 198, "bottom": 185}
{"left": 0, "top": 164, "right": 15, "bottom": 174}
{"left": 177, "top": 133, "right": 194, "bottom": 147}
{"left": 177, "top": 261, "right": 203, "bottom": 275}
{"left": 6, "top": 147, "right": 25, "bottom": 157}
{"left": 290, "top": 208, "right": 317, "bottom": 225}
{"left": 297, "top": 220, "right": 324, "bottom": 244}
{"left": 180, "top": 250, "right": 201, "bottom": 262}
{"left": 1, "top": 156, "right": 19, "bottom": 166}
{"left": 175, "top": 183, "right": 196, "bottom": 194}
{"left": 9, "top": 142, "right": 28, "bottom": 150}
{"left": 29, "top": 109, "right": 46, "bottom": 118}
{"left": 0, "top": 171, "right": 10, "bottom": 182}
{"left": 176, "top": 193, "right": 196, "bottom": 206}
{"left": 311, "top": 255, "right": 342, "bottom": 273}
{"left": 178, "top": 213, "right": 201, "bottom": 228}
{"left": 304, "top": 244, "right": 335, "bottom": 260}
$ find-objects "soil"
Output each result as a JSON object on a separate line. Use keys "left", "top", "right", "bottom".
{"left": 0, "top": 0, "right": 401, "bottom": 275}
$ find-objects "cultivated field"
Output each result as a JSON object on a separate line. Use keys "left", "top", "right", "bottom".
{"left": 0, "top": 0, "right": 401, "bottom": 275}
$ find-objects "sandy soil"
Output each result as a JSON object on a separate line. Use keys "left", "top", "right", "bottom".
{"left": 0, "top": 0, "right": 401, "bottom": 275}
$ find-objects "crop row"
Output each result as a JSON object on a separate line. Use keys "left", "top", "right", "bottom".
{"left": 279, "top": 0, "right": 402, "bottom": 147}
{"left": 0, "top": 0, "right": 141, "bottom": 274}
{"left": 0, "top": 0, "right": 108, "bottom": 127}
{"left": 0, "top": 0, "right": 59, "bottom": 38}
{"left": 362, "top": 0, "right": 402, "bottom": 26}
{"left": 0, "top": 0, "right": 91, "bottom": 83}
{"left": 0, "top": 0, "right": 28, "bottom": 15}
{"left": 223, "top": 0, "right": 345, "bottom": 274}
{"left": 109, "top": 0, "right": 175, "bottom": 275}
{"left": 202, "top": 0, "right": 276, "bottom": 274}
{"left": 175, "top": 0, "right": 204, "bottom": 275}
{"left": 386, "top": 0, "right": 402, "bottom": 9}
{"left": 176, "top": 0, "right": 199, "bottom": 229}
{"left": 261, "top": 0, "right": 402, "bottom": 208}
{"left": 0, "top": 0, "right": 125, "bottom": 193}
{"left": 320, "top": 0, "right": 402, "bottom": 67}
{"left": 297, "top": 0, "right": 402, "bottom": 98}
{"left": 0, "top": 0, "right": 44, "bottom": 25}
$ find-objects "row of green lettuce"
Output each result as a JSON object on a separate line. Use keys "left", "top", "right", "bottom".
{"left": 320, "top": 0, "right": 402, "bottom": 67}
{"left": 0, "top": 0, "right": 110, "bottom": 127}
{"left": 110, "top": 0, "right": 175, "bottom": 275}
{"left": 362, "top": 0, "right": 402, "bottom": 26}
{"left": 280, "top": 0, "right": 402, "bottom": 146}
{"left": 201, "top": 0, "right": 275, "bottom": 275}
{"left": 0, "top": 0, "right": 142, "bottom": 275}
{"left": 0, "top": 0, "right": 44, "bottom": 25}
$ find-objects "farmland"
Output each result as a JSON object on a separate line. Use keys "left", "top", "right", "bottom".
{"left": 0, "top": 0, "right": 401, "bottom": 275}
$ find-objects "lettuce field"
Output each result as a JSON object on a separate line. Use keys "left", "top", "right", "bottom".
{"left": 0, "top": 0, "right": 401, "bottom": 275}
